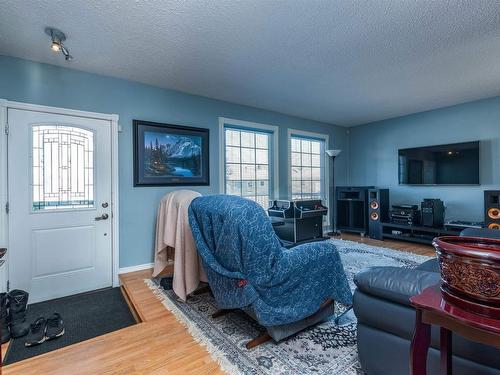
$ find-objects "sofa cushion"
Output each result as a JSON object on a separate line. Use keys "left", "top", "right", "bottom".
{"left": 354, "top": 266, "right": 441, "bottom": 306}
{"left": 354, "top": 289, "right": 416, "bottom": 339}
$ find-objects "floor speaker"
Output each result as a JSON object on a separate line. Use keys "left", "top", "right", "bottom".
{"left": 368, "top": 189, "right": 390, "bottom": 240}
{"left": 485, "top": 190, "right": 500, "bottom": 230}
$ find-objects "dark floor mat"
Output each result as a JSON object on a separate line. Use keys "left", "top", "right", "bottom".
{"left": 4, "top": 287, "right": 136, "bottom": 365}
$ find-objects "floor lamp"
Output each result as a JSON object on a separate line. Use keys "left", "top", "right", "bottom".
{"left": 326, "top": 149, "right": 341, "bottom": 236}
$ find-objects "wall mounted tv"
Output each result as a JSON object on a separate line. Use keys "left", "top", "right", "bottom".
{"left": 398, "top": 141, "right": 480, "bottom": 185}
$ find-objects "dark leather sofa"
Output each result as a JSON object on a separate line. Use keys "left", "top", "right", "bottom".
{"left": 353, "top": 228, "right": 500, "bottom": 375}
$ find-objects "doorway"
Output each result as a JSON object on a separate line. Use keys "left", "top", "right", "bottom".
{"left": 2, "top": 102, "right": 119, "bottom": 303}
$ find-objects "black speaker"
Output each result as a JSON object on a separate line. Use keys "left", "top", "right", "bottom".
{"left": 484, "top": 190, "right": 500, "bottom": 230}
{"left": 368, "top": 189, "right": 389, "bottom": 240}
{"left": 421, "top": 199, "right": 445, "bottom": 228}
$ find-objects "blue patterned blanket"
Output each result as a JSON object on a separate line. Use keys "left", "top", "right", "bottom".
{"left": 188, "top": 195, "right": 352, "bottom": 326}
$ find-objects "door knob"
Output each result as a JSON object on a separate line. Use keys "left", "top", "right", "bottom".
{"left": 95, "top": 213, "right": 109, "bottom": 221}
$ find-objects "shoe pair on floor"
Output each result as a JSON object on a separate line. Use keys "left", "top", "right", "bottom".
{"left": 25, "top": 313, "right": 65, "bottom": 347}
{"left": 0, "top": 290, "right": 30, "bottom": 343}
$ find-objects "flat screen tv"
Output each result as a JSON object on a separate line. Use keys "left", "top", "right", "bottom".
{"left": 398, "top": 141, "right": 480, "bottom": 185}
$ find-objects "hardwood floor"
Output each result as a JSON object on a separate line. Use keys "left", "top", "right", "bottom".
{"left": 1, "top": 234, "right": 434, "bottom": 374}
{"left": 2, "top": 271, "right": 224, "bottom": 375}
{"left": 339, "top": 233, "right": 435, "bottom": 256}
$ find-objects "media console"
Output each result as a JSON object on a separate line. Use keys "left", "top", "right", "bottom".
{"left": 380, "top": 222, "right": 461, "bottom": 245}
{"left": 334, "top": 186, "right": 498, "bottom": 244}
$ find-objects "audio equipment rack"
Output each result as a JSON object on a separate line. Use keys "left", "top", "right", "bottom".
{"left": 380, "top": 222, "right": 461, "bottom": 245}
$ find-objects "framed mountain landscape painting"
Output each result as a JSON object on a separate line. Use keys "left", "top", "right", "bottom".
{"left": 133, "top": 120, "right": 209, "bottom": 186}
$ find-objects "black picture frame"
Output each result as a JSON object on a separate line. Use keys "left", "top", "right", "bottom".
{"left": 133, "top": 120, "right": 210, "bottom": 186}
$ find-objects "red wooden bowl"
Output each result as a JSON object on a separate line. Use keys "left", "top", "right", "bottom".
{"left": 433, "top": 236, "right": 500, "bottom": 312}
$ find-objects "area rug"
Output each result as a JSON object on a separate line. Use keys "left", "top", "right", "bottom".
{"left": 146, "top": 239, "right": 432, "bottom": 375}
{"left": 4, "top": 287, "right": 137, "bottom": 365}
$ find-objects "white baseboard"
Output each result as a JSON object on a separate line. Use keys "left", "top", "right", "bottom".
{"left": 119, "top": 262, "right": 154, "bottom": 274}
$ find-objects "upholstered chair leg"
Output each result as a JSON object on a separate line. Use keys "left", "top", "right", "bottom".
{"left": 334, "top": 305, "right": 352, "bottom": 324}
{"left": 211, "top": 309, "right": 233, "bottom": 319}
{"left": 246, "top": 333, "right": 272, "bottom": 349}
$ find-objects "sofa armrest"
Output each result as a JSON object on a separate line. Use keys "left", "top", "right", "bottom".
{"left": 354, "top": 267, "right": 441, "bottom": 306}
{"left": 460, "top": 227, "right": 500, "bottom": 239}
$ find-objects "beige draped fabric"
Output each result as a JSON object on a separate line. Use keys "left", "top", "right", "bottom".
{"left": 152, "top": 190, "right": 207, "bottom": 301}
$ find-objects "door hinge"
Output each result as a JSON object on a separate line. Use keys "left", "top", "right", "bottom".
{"left": 5, "top": 202, "right": 9, "bottom": 214}
{"left": 4, "top": 122, "right": 8, "bottom": 135}
{"left": 6, "top": 280, "right": 9, "bottom": 293}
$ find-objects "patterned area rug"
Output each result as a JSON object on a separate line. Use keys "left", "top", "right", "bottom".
{"left": 146, "top": 239, "right": 432, "bottom": 375}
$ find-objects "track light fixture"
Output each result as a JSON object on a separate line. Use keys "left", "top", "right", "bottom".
{"left": 45, "top": 27, "right": 73, "bottom": 61}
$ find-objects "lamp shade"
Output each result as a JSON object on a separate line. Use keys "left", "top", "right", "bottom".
{"left": 326, "top": 149, "right": 341, "bottom": 158}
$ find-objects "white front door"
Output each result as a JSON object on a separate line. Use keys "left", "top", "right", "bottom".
{"left": 8, "top": 108, "right": 113, "bottom": 303}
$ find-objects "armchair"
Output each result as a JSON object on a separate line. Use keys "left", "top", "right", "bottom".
{"left": 188, "top": 195, "right": 352, "bottom": 348}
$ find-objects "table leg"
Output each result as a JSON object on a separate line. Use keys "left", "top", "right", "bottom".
{"left": 410, "top": 310, "right": 431, "bottom": 375}
{"left": 440, "top": 327, "right": 452, "bottom": 375}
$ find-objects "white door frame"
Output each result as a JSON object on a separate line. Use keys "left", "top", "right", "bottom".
{"left": 0, "top": 99, "right": 120, "bottom": 290}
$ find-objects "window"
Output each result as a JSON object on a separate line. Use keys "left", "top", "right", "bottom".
{"left": 32, "top": 125, "right": 94, "bottom": 211}
{"left": 290, "top": 134, "right": 326, "bottom": 200}
{"left": 222, "top": 120, "right": 277, "bottom": 209}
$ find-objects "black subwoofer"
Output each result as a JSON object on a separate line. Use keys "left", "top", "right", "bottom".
{"left": 485, "top": 190, "right": 500, "bottom": 230}
{"left": 421, "top": 198, "right": 445, "bottom": 228}
{"left": 368, "top": 189, "right": 389, "bottom": 240}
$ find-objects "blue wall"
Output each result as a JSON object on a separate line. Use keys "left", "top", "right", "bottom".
{"left": 349, "top": 96, "right": 500, "bottom": 221}
{"left": 0, "top": 55, "right": 349, "bottom": 267}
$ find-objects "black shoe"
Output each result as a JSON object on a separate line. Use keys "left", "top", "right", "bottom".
{"left": 8, "top": 289, "right": 29, "bottom": 338}
{"left": 0, "top": 293, "right": 10, "bottom": 344}
{"left": 45, "top": 313, "right": 64, "bottom": 340}
{"left": 25, "top": 317, "right": 46, "bottom": 347}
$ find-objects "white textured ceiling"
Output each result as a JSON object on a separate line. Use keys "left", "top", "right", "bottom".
{"left": 1, "top": 1, "right": 500, "bottom": 126}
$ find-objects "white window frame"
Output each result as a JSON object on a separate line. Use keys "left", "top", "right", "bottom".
{"left": 219, "top": 117, "right": 279, "bottom": 203}
{"left": 30, "top": 124, "right": 97, "bottom": 213}
{"left": 287, "top": 128, "right": 330, "bottom": 223}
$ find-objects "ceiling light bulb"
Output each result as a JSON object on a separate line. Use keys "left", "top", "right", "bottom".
{"left": 45, "top": 27, "right": 72, "bottom": 61}
{"left": 51, "top": 41, "right": 61, "bottom": 51}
